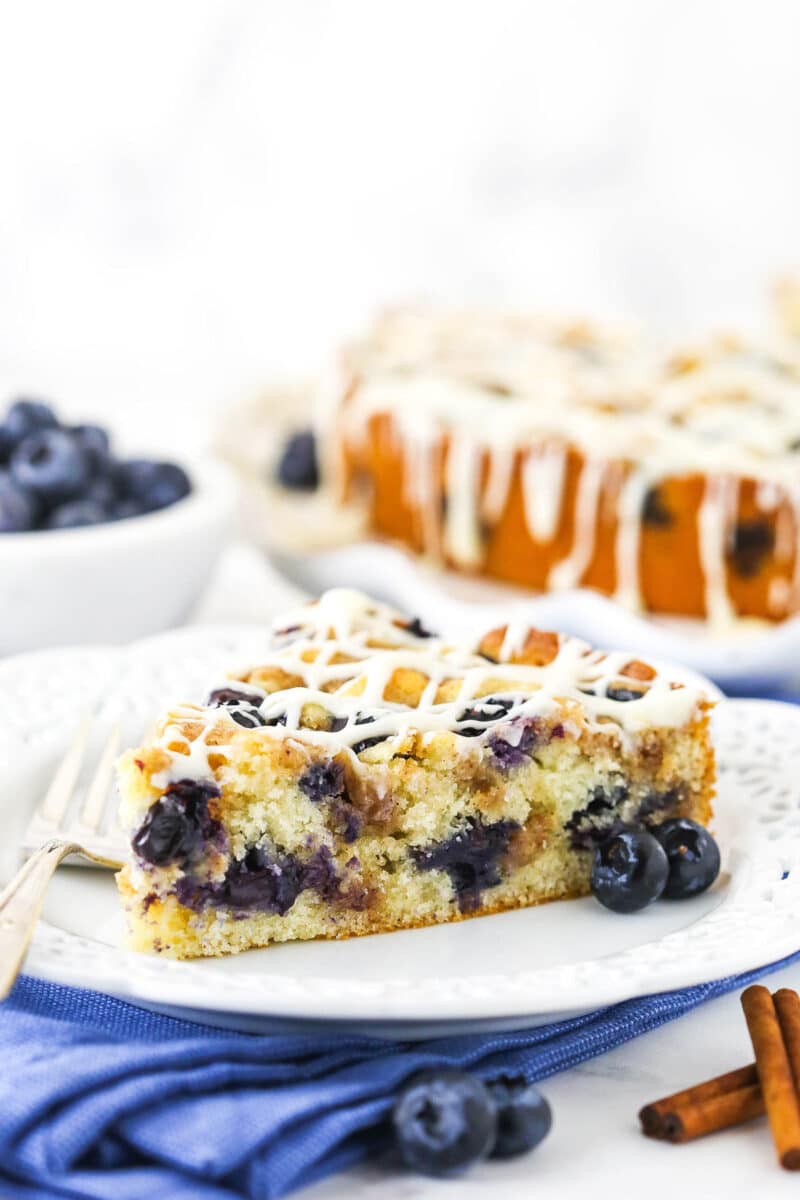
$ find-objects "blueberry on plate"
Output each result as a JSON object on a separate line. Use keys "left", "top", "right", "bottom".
{"left": 276, "top": 429, "right": 319, "bottom": 490}
{"left": 591, "top": 828, "right": 669, "bottom": 913}
{"left": 392, "top": 1069, "right": 497, "bottom": 1177}
{"left": 0, "top": 472, "right": 38, "bottom": 532}
{"left": 10, "top": 428, "right": 90, "bottom": 503}
{"left": 116, "top": 459, "right": 191, "bottom": 512}
{"left": 45, "top": 499, "right": 107, "bottom": 530}
{"left": 487, "top": 1075, "right": 552, "bottom": 1159}
{"left": 0, "top": 398, "right": 58, "bottom": 461}
{"left": 652, "top": 818, "right": 721, "bottom": 899}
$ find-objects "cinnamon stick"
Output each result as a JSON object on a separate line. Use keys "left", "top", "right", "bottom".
{"left": 660, "top": 1085, "right": 765, "bottom": 1143}
{"left": 775, "top": 989, "right": 800, "bottom": 1089}
{"left": 639, "top": 1064, "right": 762, "bottom": 1141}
{"left": 742, "top": 985, "right": 800, "bottom": 1169}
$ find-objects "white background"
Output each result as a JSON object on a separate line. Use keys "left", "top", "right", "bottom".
{"left": 1, "top": 0, "right": 800, "bottom": 451}
{"left": 4, "top": 7, "right": 800, "bottom": 1194}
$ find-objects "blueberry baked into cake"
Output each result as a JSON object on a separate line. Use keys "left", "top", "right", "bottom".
{"left": 116, "top": 589, "right": 716, "bottom": 958}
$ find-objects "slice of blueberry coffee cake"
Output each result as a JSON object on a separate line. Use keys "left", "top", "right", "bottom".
{"left": 116, "top": 589, "right": 716, "bottom": 958}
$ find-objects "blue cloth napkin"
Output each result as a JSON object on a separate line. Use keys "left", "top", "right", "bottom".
{"left": 2, "top": 953, "right": 800, "bottom": 1200}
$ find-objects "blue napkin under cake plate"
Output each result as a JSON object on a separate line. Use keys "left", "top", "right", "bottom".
{"left": 2, "top": 954, "right": 800, "bottom": 1200}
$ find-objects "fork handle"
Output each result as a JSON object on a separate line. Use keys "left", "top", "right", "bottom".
{"left": 0, "top": 840, "right": 81, "bottom": 1000}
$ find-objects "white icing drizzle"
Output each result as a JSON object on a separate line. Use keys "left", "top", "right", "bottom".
{"left": 521, "top": 443, "right": 567, "bottom": 542}
{"left": 614, "top": 468, "right": 653, "bottom": 610}
{"left": 548, "top": 459, "right": 606, "bottom": 591}
{"left": 481, "top": 440, "right": 516, "bottom": 526}
{"left": 328, "top": 311, "right": 800, "bottom": 621}
{"left": 149, "top": 589, "right": 709, "bottom": 785}
{"left": 443, "top": 432, "right": 484, "bottom": 567}
{"left": 697, "top": 475, "right": 739, "bottom": 627}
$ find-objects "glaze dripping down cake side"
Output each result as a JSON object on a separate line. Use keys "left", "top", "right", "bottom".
{"left": 116, "top": 589, "right": 716, "bottom": 959}
{"left": 321, "top": 308, "right": 800, "bottom": 622}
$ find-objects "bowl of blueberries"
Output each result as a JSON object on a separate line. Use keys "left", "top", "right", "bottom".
{"left": 0, "top": 398, "right": 236, "bottom": 653}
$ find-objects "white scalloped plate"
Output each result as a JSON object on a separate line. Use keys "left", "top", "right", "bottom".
{"left": 3, "top": 628, "right": 799, "bottom": 1037}
{"left": 268, "top": 540, "right": 800, "bottom": 690}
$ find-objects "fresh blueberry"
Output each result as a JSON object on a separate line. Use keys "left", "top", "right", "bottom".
{"left": 350, "top": 734, "right": 389, "bottom": 754}
{"left": 652, "top": 818, "right": 721, "bottom": 899}
{"left": 392, "top": 1070, "right": 497, "bottom": 1177}
{"left": 10, "top": 429, "right": 90, "bottom": 503}
{"left": 606, "top": 685, "right": 645, "bottom": 702}
{"left": 591, "top": 828, "right": 669, "bottom": 913}
{"left": 207, "top": 686, "right": 265, "bottom": 708}
{"left": 142, "top": 461, "right": 191, "bottom": 510}
{"left": 132, "top": 779, "right": 221, "bottom": 866}
{"left": 276, "top": 429, "right": 319, "bottom": 490}
{"left": 70, "top": 424, "right": 112, "bottom": 473}
{"left": 229, "top": 706, "right": 267, "bottom": 729}
{"left": 110, "top": 497, "right": 148, "bottom": 521}
{"left": 0, "top": 398, "right": 58, "bottom": 461}
{"left": 487, "top": 1075, "right": 552, "bottom": 1159}
{"left": 404, "top": 616, "right": 435, "bottom": 638}
{"left": 0, "top": 472, "right": 38, "bottom": 532}
{"left": 116, "top": 459, "right": 191, "bottom": 512}
{"left": 82, "top": 474, "right": 118, "bottom": 510}
{"left": 45, "top": 499, "right": 107, "bottom": 529}
{"left": 458, "top": 696, "right": 514, "bottom": 735}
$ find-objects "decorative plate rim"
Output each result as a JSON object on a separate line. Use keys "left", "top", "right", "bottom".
{"left": 5, "top": 628, "right": 800, "bottom": 1025}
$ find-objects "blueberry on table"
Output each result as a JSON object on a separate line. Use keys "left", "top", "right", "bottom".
{"left": 392, "top": 1070, "right": 497, "bottom": 1177}
{"left": 591, "top": 828, "right": 669, "bottom": 913}
{"left": 0, "top": 473, "right": 38, "bottom": 532}
{"left": 652, "top": 818, "right": 721, "bottom": 899}
{"left": 10, "top": 429, "right": 90, "bottom": 503}
{"left": 276, "top": 429, "right": 319, "bottom": 490}
{"left": 0, "top": 398, "right": 58, "bottom": 461}
{"left": 487, "top": 1075, "right": 552, "bottom": 1159}
{"left": 45, "top": 499, "right": 108, "bottom": 530}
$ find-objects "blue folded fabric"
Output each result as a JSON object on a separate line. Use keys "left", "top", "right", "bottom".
{"left": 3, "top": 953, "right": 800, "bottom": 1200}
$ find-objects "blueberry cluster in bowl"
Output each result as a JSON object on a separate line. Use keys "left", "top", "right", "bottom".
{"left": 0, "top": 398, "right": 191, "bottom": 533}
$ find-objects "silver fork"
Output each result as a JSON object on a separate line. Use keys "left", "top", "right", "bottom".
{"left": 0, "top": 719, "right": 126, "bottom": 999}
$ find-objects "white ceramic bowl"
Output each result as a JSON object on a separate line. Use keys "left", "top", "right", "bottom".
{"left": 0, "top": 458, "right": 237, "bottom": 654}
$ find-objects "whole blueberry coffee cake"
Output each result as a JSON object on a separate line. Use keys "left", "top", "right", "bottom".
{"left": 320, "top": 307, "right": 800, "bottom": 623}
{"left": 116, "top": 589, "right": 716, "bottom": 958}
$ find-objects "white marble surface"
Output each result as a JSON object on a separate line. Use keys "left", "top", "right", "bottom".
{"left": 305, "top": 961, "right": 800, "bottom": 1200}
